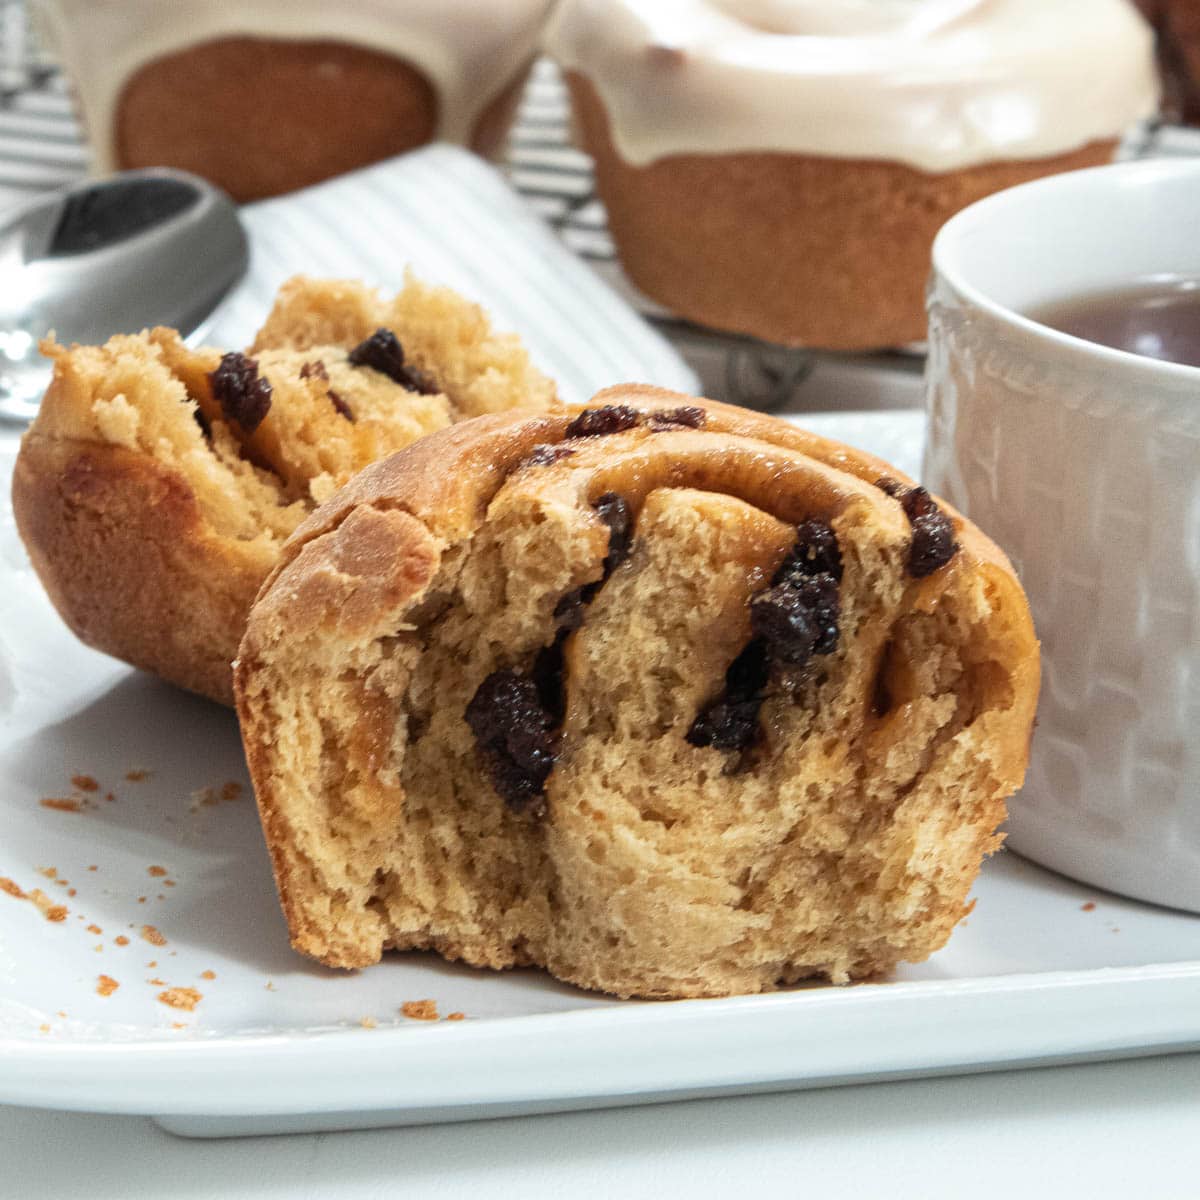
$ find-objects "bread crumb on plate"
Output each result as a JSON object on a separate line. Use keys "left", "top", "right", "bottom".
{"left": 158, "top": 987, "right": 202, "bottom": 1012}
{"left": 401, "top": 999, "right": 439, "bottom": 1021}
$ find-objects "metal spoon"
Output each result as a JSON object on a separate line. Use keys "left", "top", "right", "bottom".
{"left": 0, "top": 168, "right": 248, "bottom": 423}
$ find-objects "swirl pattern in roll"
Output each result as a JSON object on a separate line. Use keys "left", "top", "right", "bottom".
{"left": 236, "top": 388, "right": 1039, "bottom": 999}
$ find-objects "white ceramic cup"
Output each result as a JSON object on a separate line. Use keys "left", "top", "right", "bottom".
{"left": 923, "top": 159, "right": 1200, "bottom": 913}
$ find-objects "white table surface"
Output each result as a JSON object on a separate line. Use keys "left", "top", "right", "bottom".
{"left": 3, "top": 1052, "right": 1199, "bottom": 1199}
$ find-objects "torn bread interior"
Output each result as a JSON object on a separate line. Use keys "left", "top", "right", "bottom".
{"left": 12, "top": 274, "right": 559, "bottom": 703}
{"left": 235, "top": 389, "right": 1039, "bottom": 1000}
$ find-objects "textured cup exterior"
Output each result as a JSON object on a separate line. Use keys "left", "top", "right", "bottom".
{"left": 923, "top": 275, "right": 1200, "bottom": 912}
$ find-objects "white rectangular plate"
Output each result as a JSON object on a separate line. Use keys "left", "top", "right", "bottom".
{"left": 3, "top": 411, "right": 1199, "bottom": 1138}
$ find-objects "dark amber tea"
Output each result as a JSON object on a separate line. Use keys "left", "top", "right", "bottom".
{"left": 1028, "top": 277, "right": 1200, "bottom": 369}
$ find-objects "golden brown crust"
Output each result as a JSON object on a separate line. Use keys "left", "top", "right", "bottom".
{"left": 254, "top": 384, "right": 1020, "bottom": 608}
{"left": 13, "top": 436, "right": 268, "bottom": 705}
{"left": 115, "top": 38, "right": 532, "bottom": 201}
{"left": 237, "top": 388, "right": 1040, "bottom": 997}
{"left": 242, "top": 410, "right": 564, "bottom": 643}
{"left": 565, "top": 73, "right": 1116, "bottom": 349}
{"left": 117, "top": 38, "right": 438, "bottom": 202}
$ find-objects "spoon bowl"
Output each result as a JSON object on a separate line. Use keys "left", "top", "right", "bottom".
{"left": 0, "top": 168, "right": 248, "bottom": 422}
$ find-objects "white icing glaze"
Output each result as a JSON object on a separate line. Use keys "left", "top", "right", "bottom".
{"left": 34, "top": 0, "right": 554, "bottom": 171}
{"left": 545, "top": 0, "right": 1160, "bottom": 172}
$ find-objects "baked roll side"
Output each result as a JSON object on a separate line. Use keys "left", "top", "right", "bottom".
{"left": 13, "top": 436, "right": 275, "bottom": 705}
{"left": 13, "top": 333, "right": 299, "bottom": 704}
{"left": 14, "top": 277, "right": 560, "bottom": 705}
{"left": 236, "top": 393, "right": 1039, "bottom": 997}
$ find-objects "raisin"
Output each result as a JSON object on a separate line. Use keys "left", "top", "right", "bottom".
{"left": 750, "top": 574, "right": 839, "bottom": 666}
{"left": 594, "top": 492, "right": 632, "bottom": 575}
{"left": 902, "top": 488, "right": 958, "bottom": 577}
{"left": 879, "top": 482, "right": 959, "bottom": 577}
{"left": 348, "top": 328, "right": 406, "bottom": 379}
{"left": 773, "top": 518, "right": 842, "bottom": 583}
{"left": 464, "top": 669, "right": 559, "bottom": 816}
{"left": 800, "top": 574, "right": 841, "bottom": 655}
{"left": 687, "top": 522, "right": 843, "bottom": 754}
{"left": 564, "top": 405, "right": 641, "bottom": 438}
{"left": 750, "top": 584, "right": 816, "bottom": 666}
{"left": 686, "top": 695, "right": 763, "bottom": 752}
{"left": 687, "top": 641, "right": 769, "bottom": 751}
{"left": 208, "top": 352, "right": 272, "bottom": 433}
{"left": 466, "top": 492, "right": 639, "bottom": 802}
{"left": 646, "top": 406, "right": 706, "bottom": 431}
{"left": 899, "top": 486, "right": 938, "bottom": 524}
{"left": 524, "top": 443, "right": 576, "bottom": 468}
{"left": 348, "top": 328, "right": 439, "bottom": 394}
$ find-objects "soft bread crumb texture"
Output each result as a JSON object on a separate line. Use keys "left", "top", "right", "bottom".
{"left": 236, "top": 390, "right": 1039, "bottom": 1000}
{"left": 12, "top": 274, "right": 559, "bottom": 704}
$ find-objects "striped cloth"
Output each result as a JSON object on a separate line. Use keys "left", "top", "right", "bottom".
{"left": 0, "top": 2, "right": 83, "bottom": 210}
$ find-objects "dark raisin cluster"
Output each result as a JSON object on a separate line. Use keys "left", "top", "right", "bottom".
{"left": 208, "top": 352, "right": 272, "bottom": 433}
{"left": 686, "top": 640, "right": 769, "bottom": 752}
{"left": 750, "top": 519, "right": 843, "bottom": 663}
{"left": 467, "top": 492, "right": 637, "bottom": 815}
{"left": 464, "top": 669, "right": 560, "bottom": 817}
{"left": 563, "top": 404, "right": 708, "bottom": 440}
{"left": 777, "top": 518, "right": 843, "bottom": 581}
{"left": 688, "top": 520, "right": 843, "bottom": 752}
{"left": 750, "top": 574, "right": 840, "bottom": 665}
{"left": 875, "top": 477, "right": 959, "bottom": 577}
{"left": 564, "top": 405, "right": 641, "bottom": 438}
{"left": 901, "top": 488, "right": 958, "bottom": 577}
{"left": 348, "top": 328, "right": 439, "bottom": 395}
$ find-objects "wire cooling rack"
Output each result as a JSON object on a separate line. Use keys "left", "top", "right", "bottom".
{"left": 4, "top": 8, "right": 1200, "bottom": 411}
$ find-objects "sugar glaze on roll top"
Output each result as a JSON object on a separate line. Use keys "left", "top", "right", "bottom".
{"left": 546, "top": 0, "right": 1159, "bottom": 172}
